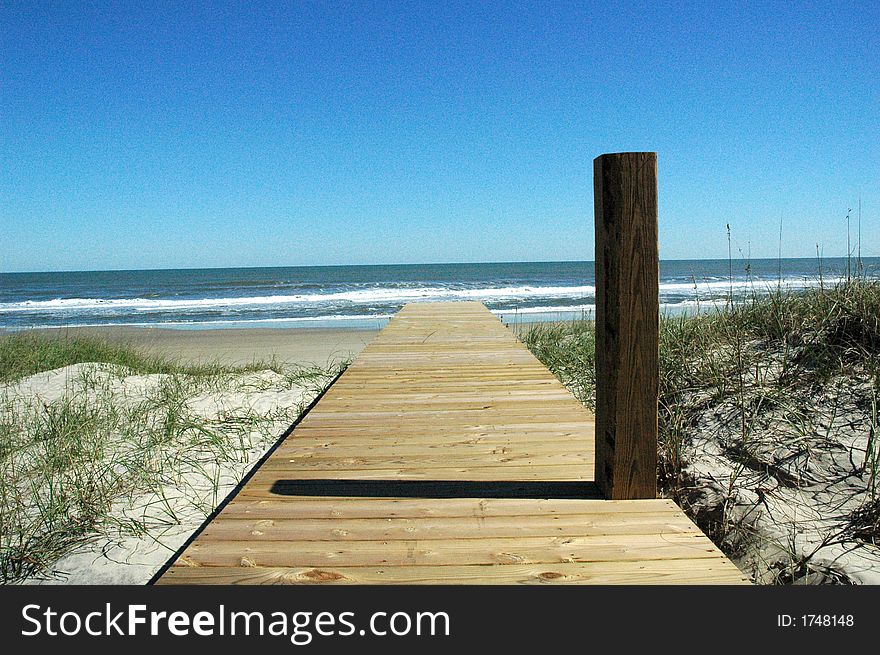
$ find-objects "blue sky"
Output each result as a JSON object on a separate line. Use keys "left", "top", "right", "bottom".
{"left": 2, "top": 1, "right": 878, "bottom": 272}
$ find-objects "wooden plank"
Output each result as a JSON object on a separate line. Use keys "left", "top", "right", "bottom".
{"left": 243, "top": 464, "right": 592, "bottom": 482}
{"left": 154, "top": 301, "right": 746, "bottom": 585}
{"left": 260, "top": 452, "right": 591, "bottom": 470}
{"left": 196, "top": 513, "right": 704, "bottom": 542}
{"left": 215, "top": 497, "right": 685, "bottom": 520}
{"left": 272, "top": 442, "right": 593, "bottom": 457}
{"left": 176, "top": 532, "right": 725, "bottom": 568}
{"left": 158, "top": 560, "right": 749, "bottom": 585}
{"left": 594, "top": 152, "right": 660, "bottom": 500}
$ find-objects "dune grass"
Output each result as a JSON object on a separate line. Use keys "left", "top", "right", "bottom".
{"left": 523, "top": 279, "right": 880, "bottom": 582}
{"left": 0, "top": 331, "right": 345, "bottom": 583}
{"left": 0, "top": 330, "right": 299, "bottom": 383}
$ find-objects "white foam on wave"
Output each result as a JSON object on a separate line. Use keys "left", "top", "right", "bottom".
{"left": 0, "top": 276, "right": 849, "bottom": 315}
{"left": 0, "top": 285, "right": 598, "bottom": 313}
{"left": 659, "top": 276, "right": 846, "bottom": 294}
{"left": 493, "top": 304, "right": 596, "bottom": 315}
{"left": 9, "top": 294, "right": 799, "bottom": 331}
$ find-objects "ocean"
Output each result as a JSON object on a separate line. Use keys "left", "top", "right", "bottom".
{"left": 1, "top": 258, "right": 877, "bottom": 331}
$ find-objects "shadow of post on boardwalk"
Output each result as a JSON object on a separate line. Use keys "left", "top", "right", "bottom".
{"left": 269, "top": 479, "right": 603, "bottom": 499}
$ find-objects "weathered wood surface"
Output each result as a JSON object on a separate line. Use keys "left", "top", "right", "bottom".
{"left": 156, "top": 302, "right": 746, "bottom": 585}
{"left": 594, "top": 152, "right": 660, "bottom": 499}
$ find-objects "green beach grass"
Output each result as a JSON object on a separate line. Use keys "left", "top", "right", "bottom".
{"left": 0, "top": 330, "right": 308, "bottom": 383}
{"left": 0, "top": 332, "right": 344, "bottom": 583}
{"left": 523, "top": 278, "right": 880, "bottom": 583}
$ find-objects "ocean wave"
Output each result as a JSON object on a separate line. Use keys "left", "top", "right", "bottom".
{"left": 0, "top": 276, "right": 848, "bottom": 315}
{"left": 493, "top": 304, "right": 596, "bottom": 315}
{"left": 658, "top": 276, "right": 846, "bottom": 293}
{"left": 6, "top": 294, "right": 809, "bottom": 331}
{"left": 0, "top": 285, "right": 598, "bottom": 313}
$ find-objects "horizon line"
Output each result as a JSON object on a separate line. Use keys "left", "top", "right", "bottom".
{"left": 2, "top": 254, "right": 879, "bottom": 276}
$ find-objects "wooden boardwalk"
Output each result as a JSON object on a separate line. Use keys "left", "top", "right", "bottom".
{"left": 156, "top": 302, "right": 747, "bottom": 584}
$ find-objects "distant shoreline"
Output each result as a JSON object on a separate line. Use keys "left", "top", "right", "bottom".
{"left": 0, "top": 320, "right": 574, "bottom": 366}
{"left": 0, "top": 309, "right": 594, "bottom": 333}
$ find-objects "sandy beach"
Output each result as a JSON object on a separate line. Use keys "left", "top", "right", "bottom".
{"left": 31, "top": 326, "right": 380, "bottom": 367}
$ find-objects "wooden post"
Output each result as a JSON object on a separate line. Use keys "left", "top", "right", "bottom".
{"left": 593, "top": 152, "right": 659, "bottom": 500}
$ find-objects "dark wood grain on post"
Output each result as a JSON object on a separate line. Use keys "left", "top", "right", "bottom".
{"left": 594, "top": 152, "right": 659, "bottom": 500}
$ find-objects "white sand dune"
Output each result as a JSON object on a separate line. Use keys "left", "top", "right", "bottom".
{"left": 678, "top": 378, "right": 880, "bottom": 585}
{"left": 1, "top": 327, "right": 374, "bottom": 585}
{"left": 2, "top": 363, "right": 322, "bottom": 585}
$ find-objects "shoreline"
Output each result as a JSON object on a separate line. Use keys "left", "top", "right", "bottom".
{"left": 2, "top": 319, "right": 578, "bottom": 367}
{"left": 0, "top": 309, "right": 596, "bottom": 334}
{"left": 19, "top": 325, "right": 380, "bottom": 367}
